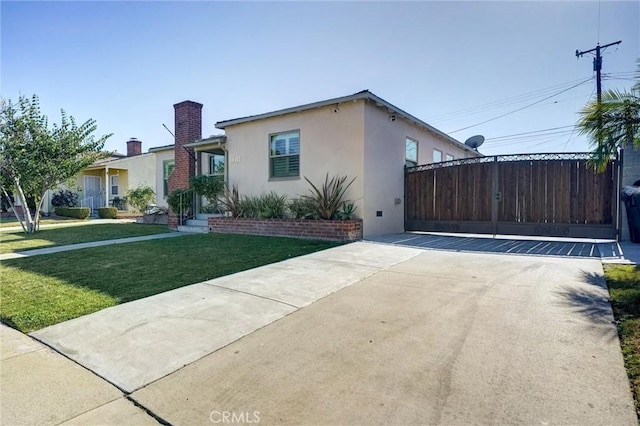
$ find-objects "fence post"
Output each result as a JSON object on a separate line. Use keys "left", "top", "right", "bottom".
{"left": 491, "top": 156, "right": 499, "bottom": 237}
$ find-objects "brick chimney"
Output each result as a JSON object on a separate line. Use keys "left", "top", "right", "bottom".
{"left": 126, "top": 138, "right": 142, "bottom": 156}
{"left": 168, "top": 101, "right": 203, "bottom": 195}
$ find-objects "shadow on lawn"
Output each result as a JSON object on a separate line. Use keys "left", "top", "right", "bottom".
{"left": 554, "top": 270, "right": 618, "bottom": 342}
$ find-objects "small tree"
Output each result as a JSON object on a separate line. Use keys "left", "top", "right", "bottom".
{"left": 126, "top": 185, "right": 155, "bottom": 214}
{"left": 0, "top": 95, "right": 111, "bottom": 232}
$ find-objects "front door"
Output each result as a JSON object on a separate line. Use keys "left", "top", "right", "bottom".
{"left": 83, "top": 175, "right": 103, "bottom": 210}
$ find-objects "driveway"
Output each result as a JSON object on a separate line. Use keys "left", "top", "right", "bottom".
{"left": 21, "top": 241, "right": 637, "bottom": 424}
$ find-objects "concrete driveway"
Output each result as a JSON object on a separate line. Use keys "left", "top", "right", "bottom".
{"left": 23, "top": 242, "right": 638, "bottom": 424}
{"left": 128, "top": 249, "right": 636, "bottom": 425}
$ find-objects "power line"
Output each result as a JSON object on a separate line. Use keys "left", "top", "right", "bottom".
{"left": 447, "top": 78, "right": 593, "bottom": 134}
{"left": 425, "top": 77, "right": 594, "bottom": 123}
{"left": 485, "top": 125, "right": 577, "bottom": 142}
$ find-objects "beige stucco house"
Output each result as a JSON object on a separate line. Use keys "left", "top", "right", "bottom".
{"left": 45, "top": 139, "right": 175, "bottom": 214}
{"left": 178, "top": 90, "right": 481, "bottom": 237}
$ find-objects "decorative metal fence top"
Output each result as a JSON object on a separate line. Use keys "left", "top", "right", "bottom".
{"left": 406, "top": 152, "right": 600, "bottom": 173}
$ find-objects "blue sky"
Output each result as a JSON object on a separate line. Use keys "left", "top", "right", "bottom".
{"left": 2, "top": 1, "right": 638, "bottom": 156}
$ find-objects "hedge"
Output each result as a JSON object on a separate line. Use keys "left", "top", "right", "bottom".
{"left": 97, "top": 207, "right": 118, "bottom": 219}
{"left": 54, "top": 207, "right": 91, "bottom": 219}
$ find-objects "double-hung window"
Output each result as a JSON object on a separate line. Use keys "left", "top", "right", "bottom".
{"left": 163, "top": 160, "right": 175, "bottom": 197}
{"left": 433, "top": 149, "right": 443, "bottom": 163}
{"left": 110, "top": 176, "right": 118, "bottom": 195}
{"left": 270, "top": 131, "right": 300, "bottom": 178}
{"left": 405, "top": 138, "right": 418, "bottom": 168}
{"left": 445, "top": 154, "right": 454, "bottom": 161}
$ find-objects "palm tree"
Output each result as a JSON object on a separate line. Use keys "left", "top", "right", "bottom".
{"left": 578, "top": 64, "right": 640, "bottom": 172}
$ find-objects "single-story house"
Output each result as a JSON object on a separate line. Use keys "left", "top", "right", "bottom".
{"left": 169, "top": 90, "right": 481, "bottom": 237}
{"left": 44, "top": 139, "right": 174, "bottom": 214}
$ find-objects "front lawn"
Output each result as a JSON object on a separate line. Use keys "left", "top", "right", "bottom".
{"left": 0, "top": 216, "right": 84, "bottom": 228}
{"left": 0, "top": 233, "right": 338, "bottom": 332}
{"left": 0, "top": 223, "right": 170, "bottom": 254}
{"left": 605, "top": 264, "right": 640, "bottom": 419}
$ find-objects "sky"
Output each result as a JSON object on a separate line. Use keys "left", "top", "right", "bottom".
{"left": 2, "top": 1, "right": 638, "bottom": 157}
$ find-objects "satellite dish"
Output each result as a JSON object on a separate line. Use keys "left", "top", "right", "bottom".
{"left": 465, "top": 135, "right": 485, "bottom": 151}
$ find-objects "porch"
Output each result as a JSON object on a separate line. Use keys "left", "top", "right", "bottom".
{"left": 80, "top": 166, "right": 129, "bottom": 214}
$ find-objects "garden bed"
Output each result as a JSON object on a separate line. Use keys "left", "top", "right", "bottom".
{"left": 208, "top": 217, "right": 362, "bottom": 241}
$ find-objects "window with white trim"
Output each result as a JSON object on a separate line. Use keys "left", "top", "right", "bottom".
{"left": 405, "top": 138, "right": 418, "bottom": 168}
{"left": 163, "top": 160, "right": 175, "bottom": 197}
{"left": 209, "top": 154, "right": 225, "bottom": 179}
{"left": 270, "top": 131, "right": 300, "bottom": 178}
{"left": 445, "top": 154, "right": 454, "bottom": 161}
{"left": 110, "top": 175, "right": 118, "bottom": 195}
{"left": 433, "top": 149, "right": 443, "bottom": 163}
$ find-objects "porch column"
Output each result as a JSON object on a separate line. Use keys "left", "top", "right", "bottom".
{"left": 105, "top": 167, "right": 109, "bottom": 208}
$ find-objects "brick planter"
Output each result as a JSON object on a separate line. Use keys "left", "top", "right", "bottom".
{"left": 168, "top": 214, "right": 180, "bottom": 230}
{"left": 208, "top": 217, "right": 362, "bottom": 242}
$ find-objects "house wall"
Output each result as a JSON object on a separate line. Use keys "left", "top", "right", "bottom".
{"left": 224, "top": 101, "right": 366, "bottom": 220}
{"left": 361, "top": 101, "right": 479, "bottom": 236}
{"left": 154, "top": 149, "right": 174, "bottom": 207}
{"left": 107, "top": 154, "right": 156, "bottom": 207}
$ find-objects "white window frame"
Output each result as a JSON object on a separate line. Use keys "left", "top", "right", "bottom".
{"left": 405, "top": 138, "right": 418, "bottom": 168}
{"left": 110, "top": 175, "right": 118, "bottom": 195}
{"left": 433, "top": 149, "right": 443, "bottom": 163}
{"left": 163, "top": 160, "right": 175, "bottom": 197}
{"left": 269, "top": 130, "right": 300, "bottom": 179}
{"left": 445, "top": 154, "right": 454, "bottom": 162}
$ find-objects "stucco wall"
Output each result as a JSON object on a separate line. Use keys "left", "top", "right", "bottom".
{"left": 361, "top": 101, "right": 479, "bottom": 236}
{"left": 154, "top": 149, "right": 174, "bottom": 207}
{"left": 225, "top": 101, "right": 365, "bottom": 218}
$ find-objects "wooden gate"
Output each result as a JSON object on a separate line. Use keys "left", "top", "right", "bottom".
{"left": 405, "top": 153, "right": 619, "bottom": 239}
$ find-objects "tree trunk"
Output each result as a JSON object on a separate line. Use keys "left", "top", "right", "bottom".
{"left": 2, "top": 187, "right": 27, "bottom": 233}
{"left": 14, "top": 181, "right": 35, "bottom": 233}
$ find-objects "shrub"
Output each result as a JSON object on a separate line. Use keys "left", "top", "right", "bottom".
{"left": 218, "top": 184, "right": 243, "bottom": 217}
{"left": 288, "top": 198, "right": 318, "bottom": 219}
{"left": 51, "top": 189, "right": 78, "bottom": 207}
{"left": 97, "top": 207, "right": 117, "bottom": 219}
{"left": 239, "top": 195, "right": 261, "bottom": 218}
{"left": 126, "top": 185, "right": 155, "bottom": 213}
{"left": 302, "top": 174, "right": 356, "bottom": 220}
{"left": 167, "top": 189, "right": 193, "bottom": 215}
{"left": 200, "top": 204, "right": 221, "bottom": 214}
{"left": 336, "top": 201, "right": 358, "bottom": 220}
{"left": 258, "top": 191, "right": 288, "bottom": 219}
{"left": 190, "top": 175, "right": 224, "bottom": 203}
{"left": 54, "top": 207, "right": 90, "bottom": 219}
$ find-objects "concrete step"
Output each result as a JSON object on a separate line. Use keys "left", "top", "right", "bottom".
{"left": 177, "top": 225, "right": 209, "bottom": 234}
{"left": 185, "top": 219, "right": 208, "bottom": 227}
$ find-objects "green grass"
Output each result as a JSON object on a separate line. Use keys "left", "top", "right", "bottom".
{"left": 604, "top": 264, "right": 640, "bottom": 419}
{"left": 0, "top": 233, "right": 338, "bottom": 332}
{"left": 0, "top": 223, "right": 170, "bottom": 254}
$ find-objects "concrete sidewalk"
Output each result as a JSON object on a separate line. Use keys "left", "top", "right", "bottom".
{"left": 0, "top": 232, "right": 185, "bottom": 261}
{"left": 0, "top": 324, "right": 158, "bottom": 425}
{"left": 24, "top": 241, "right": 638, "bottom": 425}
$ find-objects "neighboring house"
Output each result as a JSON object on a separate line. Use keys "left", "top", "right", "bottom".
{"left": 168, "top": 90, "right": 481, "bottom": 237}
{"left": 47, "top": 139, "right": 175, "bottom": 214}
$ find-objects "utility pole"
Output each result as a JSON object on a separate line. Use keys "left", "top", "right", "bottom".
{"left": 576, "top": 40, "right": 622, "bottom": 103}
